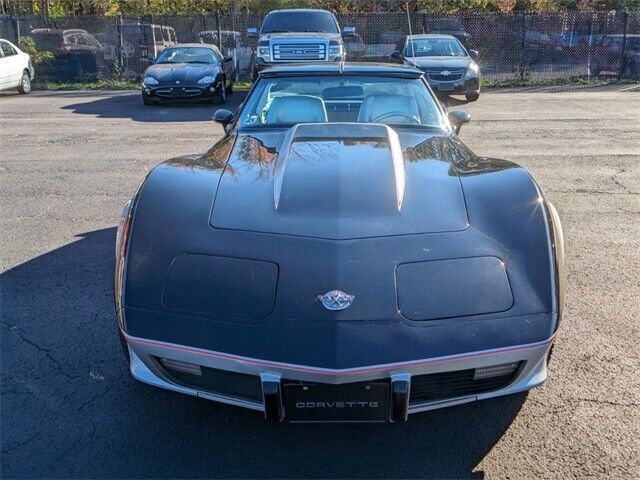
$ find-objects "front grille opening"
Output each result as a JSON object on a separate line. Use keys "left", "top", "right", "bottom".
{"left": 410, "top": 361, "right": 524, "bottom": 404}
{"left": 155, "top": 357, "right": 263, "bottom": 403}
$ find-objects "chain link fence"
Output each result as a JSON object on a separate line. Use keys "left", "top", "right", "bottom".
{"left": 1, "top": 10, "right": 638, "bottom": 84}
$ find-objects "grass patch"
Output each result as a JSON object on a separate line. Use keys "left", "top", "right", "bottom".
{"left": 481, "top": 76, "right": 638, "bottom": 89}
{"left": 34, "top": 79, "right": 141, "bottom": 91}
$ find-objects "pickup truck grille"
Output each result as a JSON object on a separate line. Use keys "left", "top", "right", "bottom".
{"left": 425, "top": 68, "right": 466, "bottom": 82}
{"left": 272, "top": 43, "right": 327, "bottom": 61}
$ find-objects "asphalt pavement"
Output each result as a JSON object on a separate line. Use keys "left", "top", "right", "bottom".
{"left": 1, "top": 88, "right": 639, "bottom": 479}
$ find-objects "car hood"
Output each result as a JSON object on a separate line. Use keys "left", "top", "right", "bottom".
{"left": 144, "top": 63, "right": 220, "bottom": 84}
{"left": 259, "top": 32, "right": 342, "bottom": 42}
{"left": 210, "top": 123, "right": 469, "bottom": 240}
{"left": 405, "top": 56, "right": 472, "bottom": 70}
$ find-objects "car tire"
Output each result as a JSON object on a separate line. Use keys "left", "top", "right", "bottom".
{"left": 118, "top": 329, "right": 130, "bottom": 363}
{"left": 465, "top": 93, "right": 480, "bottom": 102}
{"left": 17, "top": 70, "right": 31, "bottom": 94}
{"left": 629, "top": 61, "right": 640, "bottom": 80}
{"left": 213, "top": 78, "right": 227, "bottom": 105}
{"left": 142, "top": 93, "right": 156, "bottom": 106}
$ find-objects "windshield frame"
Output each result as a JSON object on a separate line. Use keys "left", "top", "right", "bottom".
{"left": 260, "top": 11, "right": 340, "bottom": 34}
{"left": 233, "top": 72, "right": 448, "bottom": 132}
{"left": 155, "top": 46, "right": 221, "bottom": 64}
{"left": 404, "top": 37, "right": 468, "bottom": 58}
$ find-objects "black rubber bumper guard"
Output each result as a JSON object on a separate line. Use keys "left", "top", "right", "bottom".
{"left": 260, "top": 373, "right": 411, "bottom": 423}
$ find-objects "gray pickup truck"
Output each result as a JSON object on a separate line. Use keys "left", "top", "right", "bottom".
{"left": 248, "top": 9, "right": 355, "bottom": 77}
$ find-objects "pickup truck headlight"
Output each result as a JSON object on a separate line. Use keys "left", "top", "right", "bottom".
{"left": 329, "top": 41, "right": 343, "bottom": 58}
{"left": 143, "top": 76, "right": 159, "bottom": 86}
{"left": 257, "top": 40, "right": 270, "bottom": 61}
{"left": 465, "top": 62, "right": 479, "bottom": 79}
{"left": 197, "top": 76, "right": 215, "bottom": 85}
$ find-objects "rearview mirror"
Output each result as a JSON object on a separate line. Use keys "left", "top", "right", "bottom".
{"left": 448, "top": 110, "right": 471, "bottom": 134}
{"left": 468, "top": 49, "right": 479, "bottom": 60}
{"left": 213, "top": 109, "right": 235, "bottom": 133}
{"left": 246, "top": 27, "right": 258, "bottom": 38}
{"left": 342, "top": 26, "right": 356, "bottom": 36}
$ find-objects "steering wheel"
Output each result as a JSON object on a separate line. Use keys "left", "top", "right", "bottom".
{"left": 370, "top": 111, "right": 421, "bottom": 125}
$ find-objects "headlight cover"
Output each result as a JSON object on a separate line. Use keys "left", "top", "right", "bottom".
{"left": 465, "top": 62, "right": 479, "bottom": 79}
{"left": 329, "top": 41, "right": 343, "bottom": 57}
{"left": 197, "top": 76, "right": 215, "bottom": 85}
{"left": 143, "top": 76, "right": 159, "bottom": 86}
{"left": 329, "top": 44, "right": 342, "bottom": 57}
{"left": 258, "top": 40, "right": 270, "bottom": 61}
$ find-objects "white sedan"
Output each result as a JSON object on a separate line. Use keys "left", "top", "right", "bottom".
{"left": 0, "top": 39, "right": 34, "bottom": 94}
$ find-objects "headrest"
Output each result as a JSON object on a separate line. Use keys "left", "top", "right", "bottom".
{"left": 357, "top": 94, "right": 420, "bottom": 123}
{"left": 266, "top": 95, "right": 327, "bottom": 124}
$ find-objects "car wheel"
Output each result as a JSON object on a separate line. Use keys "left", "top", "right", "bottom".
{"left": 17, "top": 71, "right": 31, "bottom": 94}
{"left": 213, "top": 78, "right": 227, "bottom": 105}
{"left": 629, "top": 61, "right": 640, "bottom": 80}
{"left": 118, "top": 329, "right": 130, "bottom": 363}
{"left": 142, "top": 93, "right": 156, "bottom": 106}
{"left": 465, "top": 93, "right": 480, "bottom": 102}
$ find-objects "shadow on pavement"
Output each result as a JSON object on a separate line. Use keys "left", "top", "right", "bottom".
{"left": 1, "top": 228, "right": 527, "bottom": 479}
{"left": 443, "top": 95, "right": 475, "bottom": 108}
{"left": 61, "top": 90, "right": 247, "bottom": 123}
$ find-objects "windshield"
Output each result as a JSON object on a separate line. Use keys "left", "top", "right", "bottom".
{"left": 404, "top": 38, "right": 467, "bottom": 57}
{"left": 155, "top": 47, "right": 219, "bottom": 64}
{"left": 238, "top": 75, "right": 444, "bottom": 129}
{"left": 261, "top": 11, "right": 339, "bottom": 34}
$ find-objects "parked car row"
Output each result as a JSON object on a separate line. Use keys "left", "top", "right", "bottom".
{"left": 3, "top": 8, "right": 638, "bottom": 100}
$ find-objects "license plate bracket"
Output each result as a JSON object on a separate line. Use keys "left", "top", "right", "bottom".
{"left": 283, "top": 382, "right": 390, "bottom": 423}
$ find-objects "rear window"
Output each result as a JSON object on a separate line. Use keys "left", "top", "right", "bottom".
{"left": 261, "top": 11, "right": 339, "bottom": 34}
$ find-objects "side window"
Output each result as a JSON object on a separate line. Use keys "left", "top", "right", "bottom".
{"left": 212, "top": 46, "right": 224, "bottom": 62}
{"left": 63, "top": 34, "right": 77, "bottom": 45}
{"left": 1, "top": 41, "right": 17, "bottom": 56}
{"left": 153, "top": 26, "right": 163, "bottom": 45}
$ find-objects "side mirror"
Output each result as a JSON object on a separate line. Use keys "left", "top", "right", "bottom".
{"left": 223, "top": 55, "right": 233, "bottom": 62}
{"left": 342, "top": 26, "right": 356, "bottom": 36}
{"left": 468, "top": 49, "right": 479, "bottom": 60}
{"left": 448, "top": 110, "right": 471, "bottom": 135}
{"left": 390, "top": 50, "right": 402, "bottom": 60}
{"left": 246, "top": 27, "right": 258, "bottom": 38}
{"left": 213, "top": 109, "right": 235, "bottom": 132}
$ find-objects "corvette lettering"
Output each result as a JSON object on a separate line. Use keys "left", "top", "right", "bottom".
{"left": 295, "top": 401, "right": 379, "bottom": 409}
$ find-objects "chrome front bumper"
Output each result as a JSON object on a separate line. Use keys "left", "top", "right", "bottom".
{"left": 123, "top": 330, "right": 555, "bottom": 419}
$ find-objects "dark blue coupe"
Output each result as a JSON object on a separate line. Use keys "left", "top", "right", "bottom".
{"left": 141, "top": 44, "right": 234, "bottom": 105}
{"left": 117, "top": 63, "right": 564, "bottom": 423}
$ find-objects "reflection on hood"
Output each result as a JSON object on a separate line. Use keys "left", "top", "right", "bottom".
{"left": 144, "top": 62, "right": 220, "bottom": 84}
